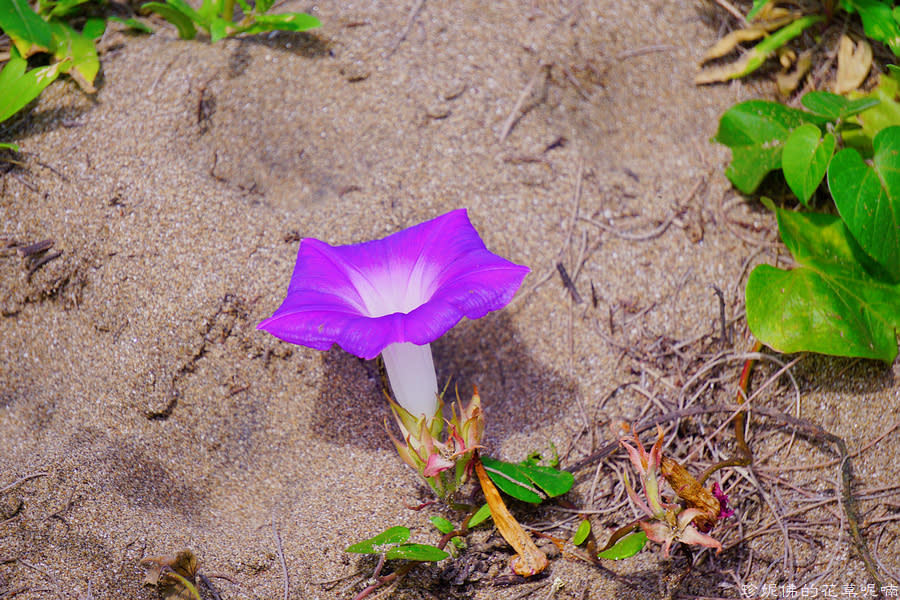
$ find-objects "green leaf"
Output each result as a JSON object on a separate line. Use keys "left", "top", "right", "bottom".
{"left": 480, "top": 456, "right": 543, "bottom": 503}
{"left": 573, "top": 519, "right": 591, "bottom": 546}
{"left": 844, "top": 73, "right": 900, "bottom": 157}
{"left": 828, "top": 126, "right": 900, "bottom": 276}
{"left": 518, "top": 463, "right": 574, "bottom": 498}
{"left": 345, "top": 526, "right": 410, "bottom": 554}
{"left": 782, "top": 123, "right": 836, "bottom": 206}
{"left": 0, "top": 0, "right": 55, "bottom": 55}
{"left": 142, "top": 1, "right": 197, "bottom": 39}
{"left": 254, "top": 0, "right": 274, "bottom": 14}
{"left": 852, "top": 0, "right": 900, "bottom": 56}
{"left": 0, "top": 142, "right": 21, "bottom": 151}
{"left": 746, "top": 209, "right": 900, "bottom": 362}
{"left": 800, "top": 91, "right": 880, "bottom": 121}
{"left": 597, "top": 531, "right": 647, "bottom": 560}
{"left": 197, "top": 0, "right": 220, "bottom": 21}
{"left": 746, "top": 0, "right": 771, "bottom": 21}
{"left": 713, "top": 100, "right": 824, "bottom": 194}
{"left": 233, "top": 0, "right": 250, "bottom": 15}
{"left": 48, "top": 19, "right": 100, "bottom": 92}
{"left": 43, "top": 0, "right": 91, "bottom": 18}
{"left": 385, "top": 544, "right": 449, "bottom": 562}
{"left": 165, "top": 0, "right": 207, "bottom": 25}
{"left": 429, "top": 516, "right": 455, "bottom": 535}
{"left": 468, "top": 503, "right": 491, "bottom": 528}
{"left": 208, "top": 16, "right": 229, "bottom": 42}
{"left": 480, "top": 456, "right": 574, "bottom": 503}
{"left": 108, "top": 16, "right": 154, "bottom": 33}
{"left": 81, "top": 17, "right": 106, "bottom": 39}
{"left": 240, "top": 12, "right": 320, "bottom": 34}
{"left": 0, "top": 49, "right": 66, "bottom": 122}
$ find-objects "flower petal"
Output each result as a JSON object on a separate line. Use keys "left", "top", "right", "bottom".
{"left": 258, "top": 209, "right": 530, "bottom": 359}
{"left": 678, "top": 524, "right": 723, "bottom": 553}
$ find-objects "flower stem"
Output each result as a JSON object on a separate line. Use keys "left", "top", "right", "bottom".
{"left": 380, "top": 342, "right": 439, "bottom": 419}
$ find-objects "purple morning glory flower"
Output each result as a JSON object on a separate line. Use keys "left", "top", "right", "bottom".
{"left": 258, "top": 209, "right": 530, "bottom": 419}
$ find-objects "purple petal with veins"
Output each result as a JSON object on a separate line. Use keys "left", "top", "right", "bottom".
{"left": 258, "top": 209, "right": 530, "bottom": 360}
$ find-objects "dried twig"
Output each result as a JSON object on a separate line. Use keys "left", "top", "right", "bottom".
{"left": 387, "top": 0, "right": 425, "bottom": 57}
{"left": 271, "top": 516, "right": 289, "bottom": 600}
{"left": 0, "top": 473, "right": 49, "bottom": 495}
{"left": 499, "top": 64, "right": 549, "bottom": 143}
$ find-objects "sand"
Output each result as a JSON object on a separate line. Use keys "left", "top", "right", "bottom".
{"left": 2, "top": 0, "right": 899, "bottom": 598}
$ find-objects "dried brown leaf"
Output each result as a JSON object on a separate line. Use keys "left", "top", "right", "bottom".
{"left": 777, "top": 49, "right": 813, "bottom": 96}
{"left": 700, "top": 16, "right": 795, "bottom": 63}
{"left": 834, "top": 35, "right": 872, "bottom": 95}
{"left": 140, "top": 550, "right": 199, "bottom": 600}
{"left": 660, "top": 456, "right": 720, "bottom": 531}
{"left": 695, "top": 53, "right": 755, "bottom": 84}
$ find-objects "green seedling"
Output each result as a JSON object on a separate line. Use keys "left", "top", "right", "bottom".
{"left": 346, "top": 526, "right": 449, "bottom": 562}
{"left": 141, "top": 0, "right": 320, "bottom": 42}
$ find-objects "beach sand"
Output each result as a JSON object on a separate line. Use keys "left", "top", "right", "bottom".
{"left": 2, "top": 0, "right": 898, "bottom": 598}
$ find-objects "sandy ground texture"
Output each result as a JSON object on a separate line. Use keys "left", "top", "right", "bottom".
{"left": 2, "top": 0, "right": 899, "bottom": 598}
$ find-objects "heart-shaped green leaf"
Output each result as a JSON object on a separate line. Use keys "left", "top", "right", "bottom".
{"left": 746, "top": 209, "right": 900, "bottom": 362}
{"left": 828, "top": 125, "right": 900, "bottom": 277}
{"left": 597, "top": 530, "right": 647, "bottom": 560}
{"left": 800, "top": 91, "right": 880, "bottom": 121}
{"left": 385, "top": 544, "right": 449, "bottom": 562}
{"left": 782, "top": 123, "right": 836, "bottom": 206}
{"left": 713, "top": 100, "right": 825, "bottom": 194}
{"left": 345, "top": 526, "right": 410, "bottom": 554}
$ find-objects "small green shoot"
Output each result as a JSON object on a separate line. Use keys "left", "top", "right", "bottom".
{"left": 429, "top": 516, "right": 454, "bottom": 534}
{"left": 345, "top": 526, "right": 449, "bottom": 563}
{"left": 468, "top": 503, "right": 491, "bottom": 528}
{"left": 429, "top": 516, "right": 464, "bottom": 550}
{"left": 597, "top": 530, "right": 648, "bottom": 560}
{"left": 0, "top": 48, "right": 68, "bottom": 123}
{"left": 572, "top": 519, "right": 591, "bottom": 546}
{"left": 108, "top": 15, "right": 154, "bottom": 33}
{"left": 141, "top": 0, "right": 320, "bottom": 42}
